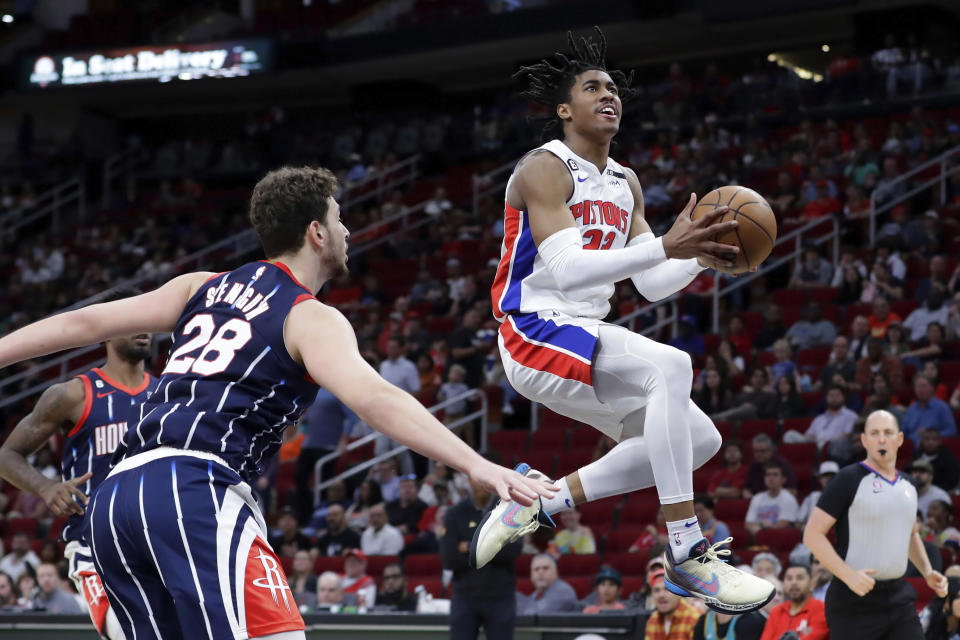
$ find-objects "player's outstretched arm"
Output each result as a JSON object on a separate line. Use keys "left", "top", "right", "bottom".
{"left": 285, "top": 300, "right": 556, "bottom": 506}
{"left": 0, "top": 379, "right": 92, "bottom": 516}
{"left": 0, "top": 272, "right": 212, "bottom": 370}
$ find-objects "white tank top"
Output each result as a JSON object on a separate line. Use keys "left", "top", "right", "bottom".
{"left": 491, "top": 139, "right": 635, "bottom": 321}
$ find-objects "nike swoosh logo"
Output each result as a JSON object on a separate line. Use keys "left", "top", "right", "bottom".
{"left": 565, "top": 499, "right": 573, "bottom": 508}
{"left": 684, "top": 520, "right": 698, "bottom": 528}
{"left": 678, "top": 568, "right": 720, "bottom": 595}
{"left": 501, "top": 502, "right": 524, "bottom": 528}
{"left": 577, "top": 175, "right": 588, "bottom": 182}
{"left": 96, "top": 391, "right": 115, "bottom": 399}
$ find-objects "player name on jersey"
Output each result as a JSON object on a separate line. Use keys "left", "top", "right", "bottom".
{"left": 204, "top": 269, "right": 272, "bottom": 320}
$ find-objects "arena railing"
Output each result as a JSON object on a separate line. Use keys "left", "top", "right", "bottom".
{"left": 102, "top": 145, "right": 149, "bottom": 209}
{"left": 472, "top": 159, "right": 515, "bottom": 215}
{"left": 313, "top": 389, "right": 487, "bottom": 504}
{"left": 868, "top": 143, "right": 960, "bottom": 246}
{"left": 0, "top": 177, "right": 86, "bottom": 237}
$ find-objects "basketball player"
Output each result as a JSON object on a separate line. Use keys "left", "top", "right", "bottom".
{"left": 0, "top": 167, "right": 554, "bottom": 640}
{"left": 0, "top": 288, "right": 153, "bottom": 640}
{"left": 472, "top": 28, "right": 775, "bottom": 613}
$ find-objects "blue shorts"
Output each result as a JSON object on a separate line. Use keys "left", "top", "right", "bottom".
{"left": 88, "top": 448, "right": 303, "bottom": 640}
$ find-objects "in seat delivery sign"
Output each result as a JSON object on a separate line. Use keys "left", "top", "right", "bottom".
{"left": 23, "top": 39, "right": 273, "bottom": 88}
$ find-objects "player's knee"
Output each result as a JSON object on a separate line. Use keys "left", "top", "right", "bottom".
{"left": 660, "top": 347, "right": 693, "bottom": 388}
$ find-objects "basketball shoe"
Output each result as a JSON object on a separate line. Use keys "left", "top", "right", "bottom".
{"left": 470, "top": 463, "right": 555, "bottom": 568}
{"left": 663, "top": 537, "right": 776, "bottom": 614}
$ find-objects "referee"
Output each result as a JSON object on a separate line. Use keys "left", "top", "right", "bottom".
{"left": 803, "top": 410, "right": 949, "bottom": 638}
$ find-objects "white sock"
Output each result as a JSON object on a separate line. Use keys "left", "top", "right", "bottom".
{"left": 666, "top": 517, "right": 704, "bottom": 559}
{"left": 541, "top": 476, "right": 575, "bottom": 516}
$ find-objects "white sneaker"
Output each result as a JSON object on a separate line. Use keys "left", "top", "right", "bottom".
{"left": 663, "top": 537, "right": 775, "bottom": 614}
{"left": 469, "top": 463, "right": 555, "bottom": 568}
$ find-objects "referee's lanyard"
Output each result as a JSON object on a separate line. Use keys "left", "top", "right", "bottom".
{"left": 705, "top": 610, "right": 738, "bottom": 640}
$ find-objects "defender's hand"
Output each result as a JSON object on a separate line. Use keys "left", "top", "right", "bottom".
{"left": 39, "top": 472, "right": 91, "bottom": 516}
{"left": 468, "top": 461, "right": 557, "bottom": 506}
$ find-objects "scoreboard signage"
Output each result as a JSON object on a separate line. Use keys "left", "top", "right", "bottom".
{"left": 23, "top": 39, "right": 273, "bottom": 88}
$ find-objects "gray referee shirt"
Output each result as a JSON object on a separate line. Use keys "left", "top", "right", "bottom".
{"left": 816, "top": 462, "right": 918, "bottom": 580}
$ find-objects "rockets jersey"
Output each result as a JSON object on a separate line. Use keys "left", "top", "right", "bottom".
{"left": 61, "top": 367, "right": 153, "bottom": 542}
{"left": 117, "top": 260, "right": 319, "bottom": 483}
{"left": 491, "top": 139, "right": 635, "bottom": 321}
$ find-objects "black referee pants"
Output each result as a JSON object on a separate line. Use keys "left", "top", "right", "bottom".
{"left": 824, "top": 578, "right": 922, "bottom": 640}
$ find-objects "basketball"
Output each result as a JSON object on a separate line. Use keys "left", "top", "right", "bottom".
{"left": 691, "top": 185, "right": 777, "bottom": 274}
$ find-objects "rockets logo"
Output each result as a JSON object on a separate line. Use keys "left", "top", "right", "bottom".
{"left": 252, "top": 549, "right": 293, "bottom": 612}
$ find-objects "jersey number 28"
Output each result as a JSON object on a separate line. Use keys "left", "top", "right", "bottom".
{"left": 164, "top": 314, "right": 252, "bottom": 376}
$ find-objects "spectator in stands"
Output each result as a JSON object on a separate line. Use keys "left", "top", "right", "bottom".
{"left": 290, "top": 550, "right": 318, "bottom": 610}
{"left": 726, "top": 315, "right": 753, "bottom": 359}
{"left": 445, "top": 258, "right": 467, "bottom": 304}
{"left": 31, "top": 563, "right": 81, "bottom": 615}
{"left": 815, "top": 335, "right": 857, "bottom": 391}
{"left": 788, "top": 245, "right": 834, "bottom": 289}
{"left": 785, "top": 303, "right": 837, "bottom": 350}
{"left": 904, "top": 291, "right": 949, "bottom": 342}
{"left": 716, "top": 368, "right": 778, "bottom": 422}
{"left": 0, "top": 572, "right": 16, "bottom": 610}
{"left": 916, "top": 255, "right": 949, "bottom": 304}
{"left": 797, "top": 461, "right": 840, "bottom": 525}
{"left": 438, "top": 364, "right": 472, "bottom": 443}
{"left": 755, "top": 304, "right": 787, "bottom": 352}
{"left": 746, "top": 462, "right": 800, "bottom": 536}
{"left": 752, "top": 553, "right": 782, "bottom": 580}
{"left": 424, "top": 187, "right": 453, "bottom": 217}
{"left": 516, "top": 553, "right": 578, "bottom": 614}
{"left": 410, "top": 269, "right": 443, "bottom": 303}
{"left": 902, "top": 321, "right": 947, "bottom": 369}
{"left": 380, "top": 337, "right": 420, "bottom": 394}
{"left": 372, "top": 460, "right": 402, "bottom": 502}
{"left": 709, "top": 440, "right": 749, "bottom": 500}
{"left": 694, "top": 368, "right": 733, "bottom": 417}
{"left": 922, "top": 499, "right": 960, "bottom": 548}
{"left": 670, "top": 314, "right": 706, "bottom": 357}
{"left": 862, "top": 372, "right": 906, "bottom": 424}
{"left": 911, "top": 460, "right": 952, "bottom": 520}
{"left": 402, "top": 504, "right": 446, "bottom": 557}
{"left": 693, "top": 608, "right": 766, "bottom": 639}
{"left": 629, "top": 508, "right": 668, "bottom": 556}
{"left": 14, "top": 573, "right": 34, "bottom": 609}
{"left": 855, "top": 336, "right": 905, "bottom": 392}
{"left": 835, "top": 263, "right": 865, "bottom": 306}
{"left": 386, "top": 475, "right": 427, "bottom": 535}
{"left": 309, "top": 480, "right": 352, "bottom": 531}
{"left": 448, "top": 309, "right": 485, "bottom": 388}
{"left": 418, "top": 461, "right": 468, "bottom": 506}
{"left": 883, "top": 321, "right": 910, "bottom": 358}
{"left": 294, "top": 387, "right": 356, "bottom": 525}
{"left": 416, "top": 353, "right": 442, "bottom": 390}
{"left": 759, "top": 564, "right": 828, "bottom": 640}
{"left": 0, "top": 532, "right": 39, "bottom": 582}
{"left": 317, "top": 571, "right": 359, "bottom": 609}
{"left": 771, "top": 171, "right": 801, "bottom": 213}
{"left": 808, "top": 555, "right": 832, "bottom": 602}
{"left": 443, "top": 451, "right": 522, "bottom": 639}
{"left": 800, "top": 180, "right": 842, "bottom": 221}
{"left": 361, "top": 503, "right": 404, "bottom": 556}
{"left": 914, "top": 429, "right": 960, "bottom": 492}
{"left": 745, "top": 434, "right": 798, "bottom": 498}
{"left": 847, "top": 314, "right": 871, "bottom": 361}
{"left": 346, "top": 480, "right": 383, "bottom": 531}
{"left": 694, "top": 494, "right": 730, "bottom": 545}
{"left": 773, "top": 375, "right": 807, "bottom": 420}
{"left": 645, "top": 568, "right": 700, "bottom": 640}
{"left": 341, "top": 550, "right": 376, "bottom": 607}
{"left": 319, "top": 503, "right": 362, "bottom": 557}
{"left": 867, "top": 261, "right": 905, "bottom": 303}
{"left": 269, "top": 506, "right": 312, "bottom": 557}
{"left": 922, "top": 577, "right": 960, "bottom": 640}
{"left": 868, "top": 296, "right": 902, "bottom": 339}
{"left": 582, "top": 567, "right": 625, "bottom": 614}
{"left": 802, "top": 385, "right": 859, "bottom": 451}
{"left": 902, "top": 373, "right": 957, "bottom": 445}
{"left": 551, "top": 506, "right": 596, "bottom": 555}
{"left": 873, "top": 156, "right": 907, "bottom": 206}
{"left": 769, "top": 340, "right": 797, "bottom": 384}
{"left": 375, "top": 562, "right": 416, "bottom": 611}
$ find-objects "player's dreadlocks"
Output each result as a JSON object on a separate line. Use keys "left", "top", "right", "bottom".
{"left": 513, "top": 26, "right": 636, "bottom": 141}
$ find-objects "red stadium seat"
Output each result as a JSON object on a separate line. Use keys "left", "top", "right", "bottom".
{"left": 566, "top": 577, "right": 592, "bottom": 599}
{"left": 782, "top": 417, "right": 813, "bottom": 433}
{"left": 796, "top": 347, "right": 831, "bottom": 369}
{"left": 621, "top": 577, "right": 646, "bottom": 598}
{"left": 279, "top": 556, "right": 294, "bottom": 575}
{"left": 619, "top": 491, "right": 661, "bottom": 525}
{"left": 603, "top": 552, "right": 650, "bottom": 577}
{"left": 404, "top": 554, "right": 442, "bottom": 577}
{"left": 557, "top": 554, "right": 600, "bottom": 576}
{"left": 808, "top": 287, "right": 839, "bottom": 305}
{"left": 907, "top": 577, "right": 935, "bottom": 612}
{"left": 780, "top": 443, "right": 818, "bottom": 469}
{"left": 365, "top": 555, "right": 399, "bottom": 579}
{"left": 488, "top": 430, "right": 528, "bottom": 459}
{"left": 522, "top": 451, "right": 556, "bottom": 478}
{"left": 567, "top": 428, "right": 601, "bottom": 451}
{"left": 47, "top": 516, "right": 70, "bottom": 539}
{"left": 714, "top": 499, "right": 750, "bottom": 523}
{"left": 6, "top": 518, "right": 37, "bottom": 538}
{"left": 529, "top": 428, "right": 566, "bottom": 451}
{"left": 714, "top": 421, "right": 734, "bottom": 439}
{"left": 517, "top": 578, "right": 534, "bottom": 595}
{"left": 515, "top": 555, "right": 533, "bottom": 578}
{"left": 557, "top": 450, "right": 593, "bottom": 473}
{"left": 603, "top": 528, "right": 646, "bottom": 552}
{"left": 801, "top": 392, "right": 822, "bottom": 412}
{"left": 739, "top": 419, "right": 778, "bottom": 441}
{"left": 754, "top": 527, "right": 802, "bottom": 553}
{"left": 314, "top": 556, "right": 345, "bottom": 574}
{"left": 539, "top": 410, "right": 577, "bottom": 431}
{"left": 577, "top": 498, "right": 621, "bottom": 528}
{"left": 942, "top": 437, "right": 960, "bottom": 460}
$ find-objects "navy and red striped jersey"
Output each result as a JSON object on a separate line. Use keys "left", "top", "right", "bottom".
{"left": 117, "top": 260, "right": 319, "bottom": 482}
{"left": 61, "top": 367, "right": 153, "bottom": 542}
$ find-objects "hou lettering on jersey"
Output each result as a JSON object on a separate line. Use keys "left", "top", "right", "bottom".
{"left": 117, "top": 260, "right": 319, "bottom": 482}
{"left": 491, "top": 139, "right": 635, "bottom": 322}
{"left": 60, "top": 368, "right": 153, "bottom": 542}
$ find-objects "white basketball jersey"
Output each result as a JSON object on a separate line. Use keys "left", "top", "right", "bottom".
{"left": 491, "top": 139, "right": 634, "bottom": 320}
